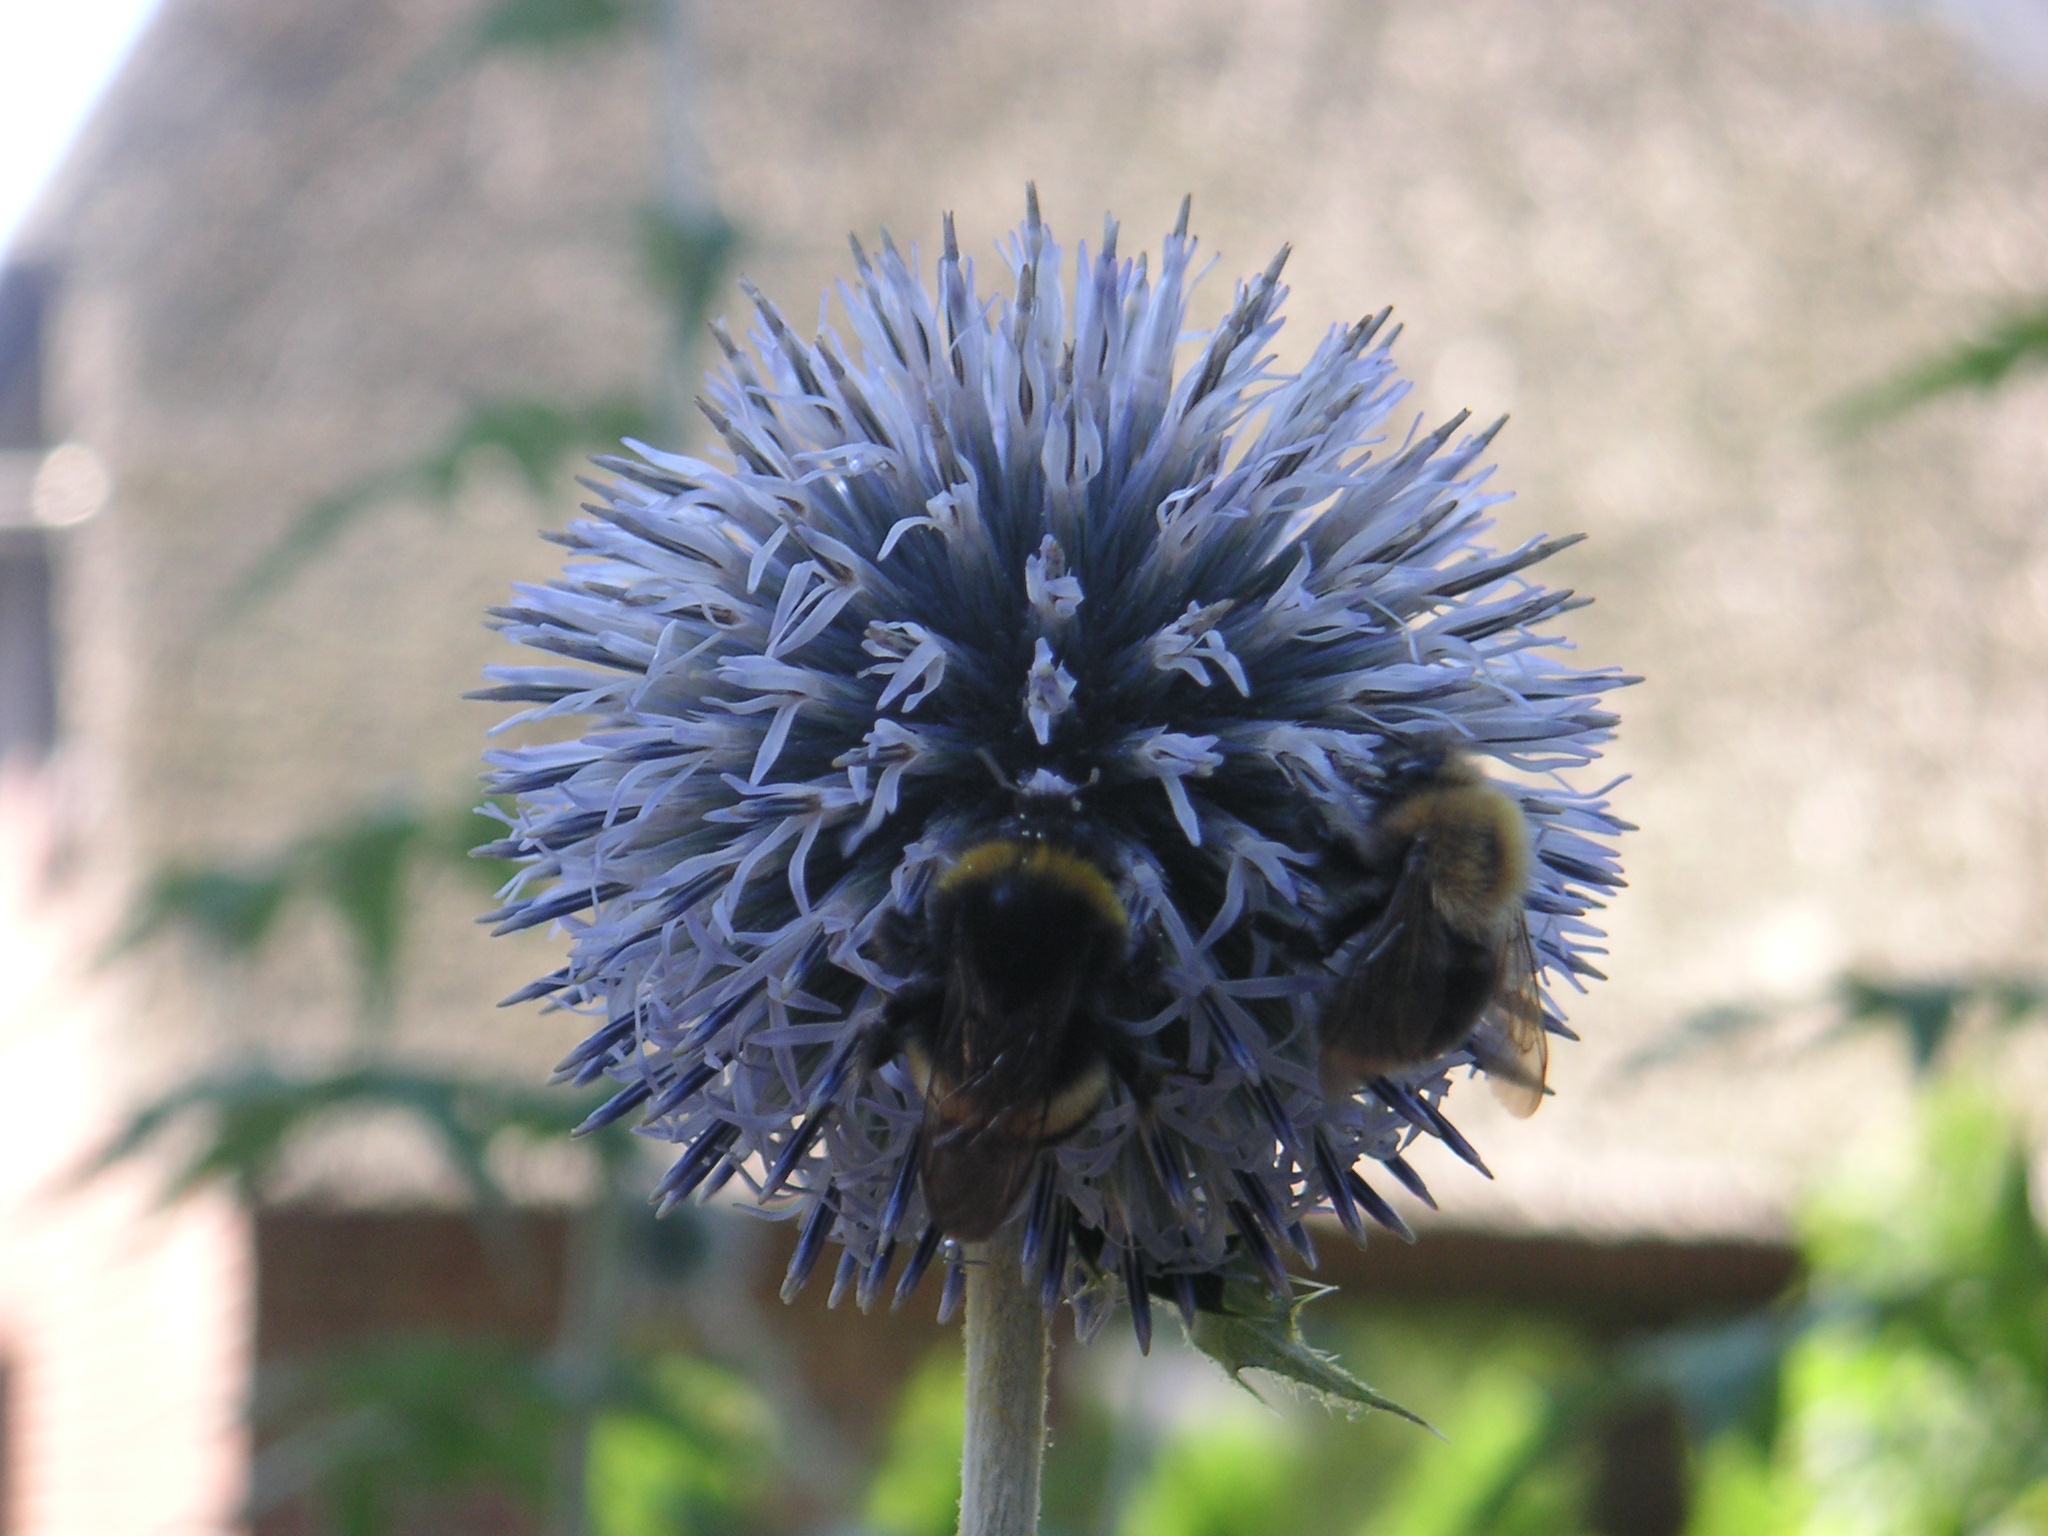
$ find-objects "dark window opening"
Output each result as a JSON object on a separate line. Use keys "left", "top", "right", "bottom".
{"left": 0, "top": 266, "right": 53, "bottom": 451}
{"left": 0, "top": 532, "right": 55, "bottom": 765}
{"left": 0, "top": 263, "right": 57, "bottom": 767}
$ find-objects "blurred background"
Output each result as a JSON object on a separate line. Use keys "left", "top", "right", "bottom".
{"left": 4, "top": 0, "right": 2048, "bottom": 1532}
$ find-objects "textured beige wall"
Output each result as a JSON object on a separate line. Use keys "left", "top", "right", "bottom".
{"left": 16, "top": 0, "right": 2048, "bottom": 1230}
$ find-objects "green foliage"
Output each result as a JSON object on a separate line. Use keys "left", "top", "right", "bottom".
{"left": 1678, "top": 1080, "right": 2048, "bottom": 1536}
{"left": 224, "top": 394, "right": 652, "bottom": 612}
{"left": 251, "top": 1337, "right": 561, "bottom": 1535}
{"left": 1354, "top": 1366, "right": 1589, "bottom": 1536}
{"left": 1680, "top": 1434, "right": 1805, "bottom": 1536}
{"left": 587, "top": 1354, "right": 774, "bottom": 1536}
{"left": 1646, "top": 971, "right": 2048, "bottom": 1077}
{"left": 395, "top": 0, "right": 652, "bottom": 101}
{"left": 1833, "top": 306, "right": 2048, "bottom": 429}
{"left": 87, "top": 1060, "right": 617, "bottom": 1207}
{"left": 863, "top": 1347, "right": 966, "bottom": 1536}
{"left": 310, "top": 809, "right": 426, "bottom": 1017}
{"left": 471, "top": 0, "right": 647, "bottom": 53}
{"left": 1628, "top": 1309, "right": 1796, "bottom": 1450}
{"left": 113, "top": 6, "right": 753, "bottom": 1532}
{"left": 952, "top": 1087, "right": 2048, "bottom": 1536}
{"left": 119, "top": 865, "right": 295, "bottom": 956}
{"left": 1836, "top": 975, "right": 2048, "bottom": 1074}
{"left": 854, "top": 1310, "right": 1600, "bottom": 1536}
{"left": 114, "top": 800, "right": 513, "bottom": 1021}
{"left": 1113, "top": 1398, "right": 1295, "bottom": 1536}
{"left": 641, "top": 208, "right": 742, "bottom": 353}
{"left": 249, "top": 1340, "right": 766, "bottom": 1536}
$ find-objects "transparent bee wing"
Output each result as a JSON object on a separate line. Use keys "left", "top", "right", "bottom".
{"left": 1319, "top": 848, "right": 1458, "bottom": 1092}
{"left": 919, "top": 968, "right": 1102, "bottom": 1241}
{"left": 1472, "top": 918, "right": 1547, "bottom": 1118}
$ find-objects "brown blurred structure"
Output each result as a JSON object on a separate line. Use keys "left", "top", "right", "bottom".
{"left": 5, "top": 0, "right": 2048, "bottom": 1530}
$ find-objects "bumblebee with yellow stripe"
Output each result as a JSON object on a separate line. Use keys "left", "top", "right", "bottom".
{"left": 870, "top": 782, "right": 1145, "bottom": 1242}
{"left": 1319, "top": 745, "right": 1548, "bottom": 1116}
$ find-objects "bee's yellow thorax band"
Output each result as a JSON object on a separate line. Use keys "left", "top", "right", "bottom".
{"left": 938, "top": 840, "right": 1129, "bottom": 933}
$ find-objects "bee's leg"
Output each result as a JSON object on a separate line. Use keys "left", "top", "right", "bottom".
{"left": 1096, "top": 1014, "right": 1156, "bottom": 1111}
{"left": 1320, "top": 891, "right": 1382, "bottom": 947}
{"left": 1249, "top": 905, "right": 1328, "bottom": 967}
{"left": 870, "top": 902, "right": 922, "bottom": 967}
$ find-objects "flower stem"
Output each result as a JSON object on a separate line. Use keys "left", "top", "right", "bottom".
{"left": 959, "top": 1225, "right": 1050, "bottom": 1536}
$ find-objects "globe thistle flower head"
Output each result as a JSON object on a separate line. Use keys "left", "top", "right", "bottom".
{"left": 479, "top": 192, "right": 1629, "bottom": 1342}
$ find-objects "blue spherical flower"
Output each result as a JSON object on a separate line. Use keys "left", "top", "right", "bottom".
{"left": 479, "top": 194, "right": 1628, "bottom": 1338}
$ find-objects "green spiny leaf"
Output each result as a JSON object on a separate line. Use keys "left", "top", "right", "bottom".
{"left": 1186, "top": 1280, "right": 1434, "bottom": 1430}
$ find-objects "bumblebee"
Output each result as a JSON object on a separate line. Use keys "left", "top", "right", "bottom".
{"left": 870, "top": 786, "right": 1143, "bottom": 1241}
{"left": 1318, "top": 747, "right": 1547, "bottom": 1116}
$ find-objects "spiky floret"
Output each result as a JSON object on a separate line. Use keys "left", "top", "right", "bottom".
{"left": 478, "top": 194, "right": 1629, "bottom": 1327}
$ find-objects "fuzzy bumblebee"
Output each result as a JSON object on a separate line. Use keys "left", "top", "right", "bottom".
{"left": 479, "top": 193, "right": 1629, "bottom": 1345}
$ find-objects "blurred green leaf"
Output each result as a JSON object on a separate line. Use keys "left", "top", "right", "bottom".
{"left": 1114, "top": 1399, "right": 1297, "bottom": 1536}
{"left": 1635, "top": 971, "right": 2048, "bottom": 1079}
{"left": 222, "top": 468, "right": 410, "bottom": 616}
{"left": 865, "top": 1347, "right": 965, "bottom": 1536}
{"left": 1992, "top": 1477, "right": 2048, "bottom": 1535}
{"left": 427, "top": 396, "right": 654, "bottom": 500}
{"left": 393, "top": 0, "right": 653, "bottom": 104}
{"left": 1838, "top": 977, "right": 1977, "bottom": 1072}
{"left": 87, "top": 1060, "right": 606, "bottom": 1208}
{"left": 1833, "top": 306, "right": 2048, "bottom": 430}
{"left": 640, "top": 207, "right": 741, "bottom": 342}
{"left": 589, "top": 1354, "right": 772, "bottom": 1536}
{"left": 1835, "top": 1088, "right": 2048, "bottom": 1390}
{"left": 472, "top": 0, "right": 646, "bottom": 52}
{"left": 1681, "top": 1432, "right": 1805, "bottom": 1536}
{"left": 1834, "top": 974, "right": 2048, "bottom": 1073}
{"left": 115, "top": 797, "right": 530, "bottom": 1022}
{"left": 113, "top": 864, "right": 294, "bottom": 958}
{"left": 1353, "top": 1366, "right": 1580, "bottom": 1536}
{"left": 224, "top": 394, "right": 653, "bottom": 613}
{"left": 1684, "top": 1080, "right": 2048, "bottom": 1535}
{"left": 251, "top": 1337, "right": 559, "bottom": 1536}
{"left": 1627, "top": 1310, "right": 1798, "bottom": 1449}
{"left": 307, "top": 809, "right": 424, "bottom": 1020}
{"left": 251, "top": 1340, "right": 764, "bottom": 1536}
{"left": 1621, "top": 1001, "right": 1774, "bottom": 1073}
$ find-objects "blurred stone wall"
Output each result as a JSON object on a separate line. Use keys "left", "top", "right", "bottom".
{"left": 18, "top": 0, "right": 2048, "bottom": 1228}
